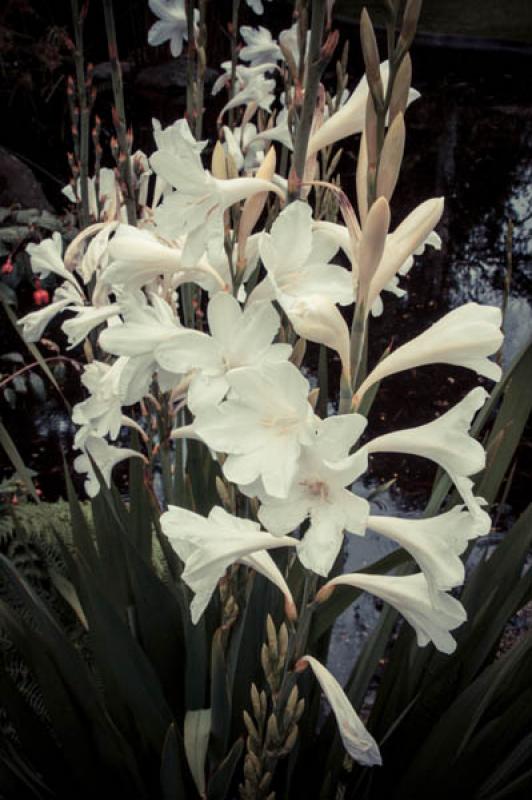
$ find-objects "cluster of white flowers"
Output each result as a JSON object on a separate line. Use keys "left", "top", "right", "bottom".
{"left": 18, "top": 2, "right": 504, "bottom": 768}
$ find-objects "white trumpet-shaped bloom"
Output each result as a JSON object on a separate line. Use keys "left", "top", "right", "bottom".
{"left": 161, "top": 505, "right": 297, "bottom": 623}
{"left": 239, "top": 25, "right": 282, "bottom": 66}
{"left": 367, "top": 506, "right": 490, "bottom": 606}
{"left": 155, "top": 293, "right": 291, "bottom": 413}
{"left": 299, "top": 655, "right": 381, "bottom": 766}
{"left": 73, "top": 435, "right": 144, "bottom": 498}
{"left": 258, "top": 201, "right": 353, "bottom": 375}
{"left": 245, "top": 0, "right": 272, "bottom": 14}
{"left": 147, "top": 0, "right": 196, "bottom": 58}
{"left": 307, "top": 61, "right": 420, "bottom": 157}
{"left": 63, "top": 304, "right": 121, "bottom": 349}
{"left": 320, "top": 572, "right": 467, "bottom": 654}
{"left": 181, "top": 362, "right": 320, "bottom": 499}
{"left": 150, "top": 119, "right": 280, "bottom": 264}
{"left": 18, "top": 283, "right": 81, "bottom": 343}
{"left": 365, "top": 386, "right": 489, "bottom": 520}
{"left": 26, "top": 232, "right": 80, "bottom": 291}
{"left": 245, "top": 415, "right": 369, "bottom": 577}
{"left": 72, "top": 358, "right": 128, "bottom": 447}
{"left": 357, "top": 303, "right": 503, "bottom": 399}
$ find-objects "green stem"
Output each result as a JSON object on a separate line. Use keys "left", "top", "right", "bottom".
{"left": 70, "top": 0, "right": 90, "bottom": 228}
{"left": 288, "top": 0, "right": 327, "bottom": 202}
{"left": 102, "top": 0, "right": 136, "bottom": 226}
{"left": 228, "top": 0, "right": 241, "bottom": 130}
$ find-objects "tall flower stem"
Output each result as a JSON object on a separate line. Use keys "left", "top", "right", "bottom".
{"left": 70, "top": 0, "right": 90, "bottom": 229}
{"left": 288, "top": 0, "right": 327, "bottom": 202}
{"left": 228, "top": 0, "right": 242, "bottom": 130}
{"left": 102, "top": 0, "right": 136, "bottom": 225}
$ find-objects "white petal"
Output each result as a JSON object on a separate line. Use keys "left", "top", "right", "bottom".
{"left": 300, "top": 655, "right": 382, "bottom": 766}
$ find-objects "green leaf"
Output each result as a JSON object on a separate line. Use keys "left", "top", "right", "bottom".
{"left": 0, "top": 419, "right": 40, "bottom": 503}
{"left": 160, "top": 723, "right": 189, "bottom": 800}
{"left": 207, "top": 737, "right": 244, "bottom": 800}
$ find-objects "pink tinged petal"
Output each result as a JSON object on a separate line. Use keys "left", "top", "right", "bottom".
{"left": 300, "top": 655, "right": 382, "bottom": 766}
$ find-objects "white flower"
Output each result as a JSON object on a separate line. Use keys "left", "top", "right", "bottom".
{"left": 26, "top": 232, "right": 80, "bottom": 291}
{"left": 147, "top": 0, "right": 197, "bottom": 58}
{"left": 179, "top": 362, "right": 320, "bottom": 499}
{"left": 72, "top": 358, "right": 128, "bottom": 447}
{"left": 255, "top": 201, "right": 352, "bottom": 306}
{"left": 155, "top": 293, "right": 291, "bottom": 413}
{"left": 367, "top": 506, "right": 490, "bottom": 606}
{"left": 298, "top": 655, "right": 381, "bottom": 766}
{"left": 222, "top": 124, "right": 264, "bottom": 173}
{"left": 18, "top": 283, "right": 80, "bottom": 342}
{"left": 257, "top": 201, "right": 353, "bottom": 377}
{"left": 218, "top": 66, "right": 277, "bottom": 120}
{"left": 250, "top": 106, "right": 293, "bottom": 151}
{"left": 364, "top": 386, "right": 489, "bottom": 521}
{"left": 150, "top": 119, "right": 281, "bottom": 265}
{"left": 313, "top": 198, "right": 443, "bottom": 316}
{"left": 319, "top": 572, "right": 467, "bottom": 654}
{"left": 63, "top": 304, "right": 121, "bottom": 349}
{"left": 240, "top": 25, "right": 282, "bottom": 65}
{"left": 366, "top": 198, "right": 444, "bottom": 311}
{"left": 73, "top": 435, "right": 144, "bottom": 498}
{"left": 307, "top": 60, "right": 420, "bottom": 157}
{"left": 102, "top": 225, "right": 226, "bottom": 292}
{"left": 245, "top": 415, "right": 369, "bottom": 577}
{"left": 356, "top": 303, "right": 503, "bottom": 400}
{"left": 245, "top": 0, "right": 272, "bottom": 13}
{"left": 160, "top": 505, "right": 297, "bottom": 624}
{"left": 99, "top": 289, "right": 180, "bottom": 355}
{"left": 279, "top": 22, "right": 310, "bottom": 72}
{"left": 62, "top": 169, "right": 124, "bottom": 221}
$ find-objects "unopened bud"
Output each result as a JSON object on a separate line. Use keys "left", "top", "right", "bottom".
{"left": 358, "top": 196, "right": 390, "bottom": 304}
{"left": 360, "top": 9, "right": 384, "bottom": 108}
{"left": 376, "top": 112, "right": 405, "bottom": 202}
{"left": 266, "top": 615, "right": 278, "bottom": 661}
{"left": 278, "top": 622, "right": 289, "bottom": 659}
{"left": 211, "top": 140, "right": 227, "bottom": 180}
{"left": 283, "top": 723, "right": 299, "bottom": 752}
{"left": 389, "top": 53, "right": 412, "bottom": 123}
{"left": 315, "top": 583, "right": 336, "bottom": 604}
{"left": 266, "top": 713, "right": 280, "bottom": 747}
{"left": 398, "top": 0, "right": 423, "bottom": 53}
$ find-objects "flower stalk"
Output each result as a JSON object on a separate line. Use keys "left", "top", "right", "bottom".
{"left": 102, "top": 0, "right": 137, "bottom": 225}
{"left": 70, "top": 0, "right": 90, "bottom": 228}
